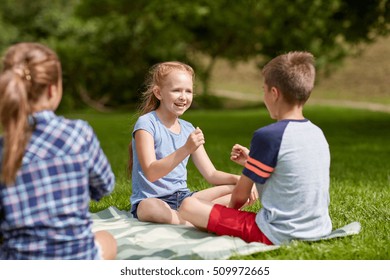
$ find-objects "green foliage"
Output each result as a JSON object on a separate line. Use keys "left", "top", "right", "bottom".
{"left": 0, "top": 0, "right": 389, "bottom": 109}
{"left": 79, "top": 106, "right": 389, "bottom": 259}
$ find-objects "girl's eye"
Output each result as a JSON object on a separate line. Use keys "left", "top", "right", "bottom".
{"left": 172, "top": 89, "right": 193, "bottom": 95}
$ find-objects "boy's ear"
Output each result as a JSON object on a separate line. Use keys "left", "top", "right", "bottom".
{"left": 153, "top": 86, "right": 162, "bottom": 100}
{"left": 47, "top": 84, "right": 53, "bottom": 98}
{"left": 271, "top": 86, "right": 280, "bottom": 101}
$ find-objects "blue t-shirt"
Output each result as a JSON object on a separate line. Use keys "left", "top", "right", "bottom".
{"left": 130, "top": 111, "right": 195, "bottom": 215}
{"left": 243, "top": 119, "right": 332, "bottom": 245}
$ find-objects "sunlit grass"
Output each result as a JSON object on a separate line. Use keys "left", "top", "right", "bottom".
{"left": 67, "top": 105, "right": 390, "bottom": 259}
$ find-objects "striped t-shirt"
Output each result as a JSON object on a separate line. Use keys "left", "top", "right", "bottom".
{"left": 243, "top": 119, "right": 332, "bottom": 245}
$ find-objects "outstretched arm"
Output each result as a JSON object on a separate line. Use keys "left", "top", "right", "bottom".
{"left": 192, "top": 144, "right": 239, "bottom": 186}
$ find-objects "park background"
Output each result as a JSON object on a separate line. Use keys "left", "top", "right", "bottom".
{"left": 0, "top": 0, "right": 389, "bottom": 259}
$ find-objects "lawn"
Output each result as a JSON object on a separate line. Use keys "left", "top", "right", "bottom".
{"left": 68, "top": 105, "right": 390, "bottom": 260}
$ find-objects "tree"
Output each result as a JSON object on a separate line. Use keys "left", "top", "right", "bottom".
{"left": 182, "top": 0, "right": 261, "bottom": 97}
{"left": 0, "top": 0, "right": 85, "bottom": 110}
{"left": 1, "top": 0, "right": 388, "bottom": 110}
{"left": 70, "top": 0, "right": 192, "bottom": 109}
{"left": 183, "top": 0, "right": 390, "bottom": 95}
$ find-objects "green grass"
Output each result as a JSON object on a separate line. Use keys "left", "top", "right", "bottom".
{"left": 67, "top": 105, "right": 390, "bottom": 260}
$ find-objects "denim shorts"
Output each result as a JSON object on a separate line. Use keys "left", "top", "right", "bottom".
{"left": 131, "top": 190, "right": 195, "bottom": 219}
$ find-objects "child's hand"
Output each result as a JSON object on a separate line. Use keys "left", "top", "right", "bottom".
{"left": 230, "top": 144, "right": 249, "bottom": 166}
{"left": 185, "top": 127, "right": 205, "bottom": 153}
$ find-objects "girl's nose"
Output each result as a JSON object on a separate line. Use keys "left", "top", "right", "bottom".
{"left": 179, "top": 91, "right": 186, "bottom": 99}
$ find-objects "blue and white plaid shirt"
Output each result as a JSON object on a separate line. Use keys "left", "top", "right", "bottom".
{"left": 0, "top": 110, "right": 115, "bottom": 259}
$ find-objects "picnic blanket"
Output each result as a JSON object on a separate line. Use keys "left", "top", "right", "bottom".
{"left": 91, "top": 207, "right": 361, "bottom": 260}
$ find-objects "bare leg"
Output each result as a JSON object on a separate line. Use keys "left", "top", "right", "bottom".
{"left": 137, "top": 186, "right": 234, "bottom": 226}
{"left": 178, "top": 196, "right": 214, "bottom": 230}
{"left": 137, "top": 198, "right": 191, "bottom": 225}
{"left": 193, "top": 184, "right": 235, "bottom": 205}
{"left": 212, "top": 194, "right": 231, "bottom": 205}
{"left": 95, "top": 230, "right": 117, "bottom": 260}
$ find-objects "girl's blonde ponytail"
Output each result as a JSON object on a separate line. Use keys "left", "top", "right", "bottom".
{"left": 0, "top": 43, "right": 60, "bottom": 185}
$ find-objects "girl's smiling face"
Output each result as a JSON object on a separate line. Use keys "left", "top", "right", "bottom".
{"left": 154, "top": 70, "right": 194, "bottom": 117}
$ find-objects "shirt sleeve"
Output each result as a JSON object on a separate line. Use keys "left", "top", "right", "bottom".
{"left": 133, "top": 114, "right": 156, "bottom": 138}
{"left": 242, "top": 121, "right": 288, "bottom": 184}
{"left": 84, "top": 122, "right": 115, "bottom": 201}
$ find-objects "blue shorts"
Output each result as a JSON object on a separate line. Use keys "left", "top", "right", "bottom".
{"left": 131, "top": 190, "right": 194, "bottom": 219}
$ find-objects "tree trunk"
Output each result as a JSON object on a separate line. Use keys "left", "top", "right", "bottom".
{"left": 200, "top": 55, "right": 217, "bottom": 96}
{"left": 77, "top": 85, "right": 112, "bottom": 113}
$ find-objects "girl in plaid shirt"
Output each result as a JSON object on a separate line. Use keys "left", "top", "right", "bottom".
{"left": 0, "top": 42, "right": 117, "bottom": 259}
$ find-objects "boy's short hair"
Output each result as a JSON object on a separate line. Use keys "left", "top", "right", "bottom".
{"left": 262, "top": 51, "right": 315, "bottom": 104}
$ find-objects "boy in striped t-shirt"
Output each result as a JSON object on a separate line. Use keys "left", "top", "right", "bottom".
{"left": 179, "top": 51, "right": 332, "bottom": 245}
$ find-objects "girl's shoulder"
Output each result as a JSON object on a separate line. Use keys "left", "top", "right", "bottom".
{"left": 134, "top": 111, "right": 158, "bottom": 128}
{"left": 136, "top": 111, "right": 156, "bottom": 123}
{"left": 52, "top": 114, "right": 93, "bottom": 138}
{"left": 133, "top": 111, "right": 164, "bottom": 137}
{"left": 25, "top": 112, "right": 96, "bottom": 160}
{"left": 31, "top": 111, "right": 92, "bottom": 141}
{"left": 34, "top": 110, "right": 91, "bottom": 130}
